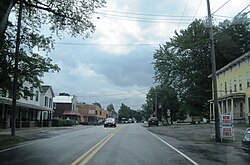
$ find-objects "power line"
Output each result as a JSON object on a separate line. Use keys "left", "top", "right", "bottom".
{"left": 193, "top": 0, "right": 203, "bottom": 20}
{"left": 97, "top": 9, "right": 195, "bottom": 18}
{"left": 178, "top": 0, "right": 190, "bottom": 29}
{"left": 55, "top": 42, "right": 159, "bottom": 46}
{"left": 97, "top": 15, "right": 192, "bottom": 24}
{"left": 212, "top": 0, "right": 231, "bottom": 15}
{"left": 96, "top": 12, "right": 193, "bottom": 21}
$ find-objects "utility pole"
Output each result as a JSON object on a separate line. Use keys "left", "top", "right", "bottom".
{"left": 155, "top": 92, "right": 157, "bottom": 117}
{"left": 11, "top": 0, "right": 23, "bottom": 136}
{"left": 206, "top": 0, "right": 220, "bottom": 142}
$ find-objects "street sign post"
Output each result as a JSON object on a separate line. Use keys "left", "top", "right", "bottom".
{"left": 220, "top": 113, "right": 235, "bottom": 141}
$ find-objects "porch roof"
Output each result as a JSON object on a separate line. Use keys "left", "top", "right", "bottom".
{"left": 0, "top": 97, "right": 53, "bottom": 112}
{"left": 208, "top": 92, "right": 245, "bottom": 102}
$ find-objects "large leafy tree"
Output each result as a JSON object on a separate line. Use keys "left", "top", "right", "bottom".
{"left": 93, "top": 101, "right": 102, "bottom": 108}
{"left": 0, "top": 0, "right": 106, "bottom": 38}
{"left": 118, "top": 103, "right": 130, "bottom": 121}
{"left": 107, "top": 103, "right": 118, "bottom": 117}
{"left": 152, "top": 14, "right": 249, "bottom": 118}
{"left": 0, "top": 0, "right": 106, "bottom": 98}
{"left": 142, "top": 85, "right": 179, "bottom": 121}
{"left": 154, "top": 19, "right": 211, "bottom": 117}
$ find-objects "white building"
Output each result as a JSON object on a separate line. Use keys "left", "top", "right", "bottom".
{"left": 0, "top": 85, "right": 55, "bottom": 129}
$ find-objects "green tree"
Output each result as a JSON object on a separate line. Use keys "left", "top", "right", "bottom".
{"left": 118, "top": 103, "right": 131, "bottom": 121}
{"left": 153, "top": 14, "right": 250, "bottom": 118}
{"left": 93, "top": 102, "right": 102, "bottom": 108}
{"left": 59, "top": 93, "right": 70, "bottom": 96}
{"left": 215, "top": 13, "right": 250, "bottom": 69}
{"left": 0, "top": 0, "right": 106, "bottom": 98}
{"left": 107, "top": 103, "right": 118, "bottom": 117}
{"left": 0, "top": 0, "right": 106, "bottom": 39}
{"left": 141, "top": 87, "right": 155, "bottom": 120}
{"left": 142, "top": 85, "right": 179, "bottom": 121}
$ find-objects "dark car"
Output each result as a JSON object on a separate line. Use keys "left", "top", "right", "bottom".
{"left": 242, "top": 128, "right": 250, "bottom": 153}
{"left": 104, "top": 118, "right": 117, "bottom": 127}
{"left": 148, "top": 117, "right": 159, "bottom": 127}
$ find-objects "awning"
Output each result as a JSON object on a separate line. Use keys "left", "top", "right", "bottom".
{"left": 63, "top": 110, "right": 81, "bottom": 116}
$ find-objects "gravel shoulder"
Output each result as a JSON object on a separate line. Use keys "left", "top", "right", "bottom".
{"left": 146, "top": 123, "right": 250, "bottom": 165}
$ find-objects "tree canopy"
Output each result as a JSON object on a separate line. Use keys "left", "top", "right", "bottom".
{"left": 0, "top": 0, "right": 106, "bottom": 98}
{"left": 93, "top": 101, "right": 102, "bottom": 108}
{"left": 150, "top": 13, "right": 249, "bottom": 119}
{"left": 118, "top": 103, "right": 142, "bottom": 122}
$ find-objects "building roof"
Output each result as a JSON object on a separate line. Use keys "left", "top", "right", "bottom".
{"left": 208, "top": 51, "right": 250, "bottom": 78}
{"left": 41, "top": 85, "right": 55, "bottom": 97}
{"left": 53, "top": 95, "right": 75, "bottom": 103}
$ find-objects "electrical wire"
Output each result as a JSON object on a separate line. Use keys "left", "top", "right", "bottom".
{"left": 178, "top": 0, "right": 190, "bottom": 29}
{"left": 212, "top": 0, "right": 231, "bottom": 15}
{"left": 96, "top": 9, "right": 194, "bottom": 18}
{"left": 55, "top": 42, "right": 159, "bottom": 46}
{"left": 192, "top": 0, "right": 203, "bottom": 20}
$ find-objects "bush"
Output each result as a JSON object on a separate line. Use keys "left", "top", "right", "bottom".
{"left": 52, "top": 118, "right": 75, "bottom": 127}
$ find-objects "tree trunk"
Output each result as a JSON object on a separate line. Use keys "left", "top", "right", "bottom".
{"left": 0, "top": 0, "right": 16, "bottom": 38}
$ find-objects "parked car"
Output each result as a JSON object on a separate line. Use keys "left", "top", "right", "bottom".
{"left": 104, "top": 118, "right": 117, "bottom": 127}
{"left": 242, "top": 128, "right": 250, "bottom": 153}
{"left": 148, "top": 117, "right": 159, "bottom": 127}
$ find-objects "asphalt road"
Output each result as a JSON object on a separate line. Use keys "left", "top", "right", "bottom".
{"left": 0, "top": 124, "right": 196, "bottom": 165}
{"left": 2, "top": 123, "right": 250, "bottom": 165}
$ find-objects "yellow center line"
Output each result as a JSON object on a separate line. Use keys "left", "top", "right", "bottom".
{"left": 71, "top": 125, "right": 124, "bottom": 165}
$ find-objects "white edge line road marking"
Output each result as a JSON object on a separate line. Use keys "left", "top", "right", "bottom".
{"left": 145, "top": 129, "right": 199, "bottom": 165}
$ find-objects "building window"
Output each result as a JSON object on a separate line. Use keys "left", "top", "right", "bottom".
{"left": 234, "top": 79, "right": 237, "bottom": 92}
{"left": 53, "top": 103, "right": 56, "bottom": 109}
{"left": 225, "top": 82, "right": 227, "bottom": 95}
{"left": 45, "top": 96, "right": 48, "bottom": 107}
{"left": 247, "top": 71, "right": 250, "bottom": 88}
{"left": 49, "top": 98, "right": 52, "bottom": 108}
{"left": 100, "top": 111, "right": 102, "bottom": 116}
{"left": 229, "top": 79, "right": 232, "bottom": 94}
{"left": 35, "top": 91, "right": 39, "bottom": 101}
{"left": 95, "top": 110, "right": 97, "bottom": 115}
{"left": 30, "top": 94, "right": 33, "bottom": 100}
{"left": 220, "top": 84, "right": 223, "bottom": 97}
{"left": 239, "top": 75, "right": 242, "bottom": 90}
{"left": 30, "top": 90, "right": 34, "bottom": 100}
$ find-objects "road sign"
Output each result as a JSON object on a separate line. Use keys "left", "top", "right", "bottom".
{"left": 220, "top": 113, "right": 235, "bottom": 141}
{"left": 221, "top": 126, "right": 234, "bottom": 137}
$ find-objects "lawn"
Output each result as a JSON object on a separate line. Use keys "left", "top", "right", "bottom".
{"left": 0, "top": 134, "right": 27, "bottom": 147}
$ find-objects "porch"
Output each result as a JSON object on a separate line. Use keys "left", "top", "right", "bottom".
{"left": 0, "top": 98, "right": 53, "bottom": 129}
{"left": 209, "top": 93, "right": 246, "bottom": 123}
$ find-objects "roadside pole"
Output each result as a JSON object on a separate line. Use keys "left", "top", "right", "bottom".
{"left": 206, "top": 0, "right": 220, "bottom": 141}
{"left": 11, "top": 0, "right": 23, "bottom": 136}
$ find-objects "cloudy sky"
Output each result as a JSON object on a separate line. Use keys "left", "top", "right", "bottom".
{"left": 42, "top": 0, "right": 250, "bottom": 111}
